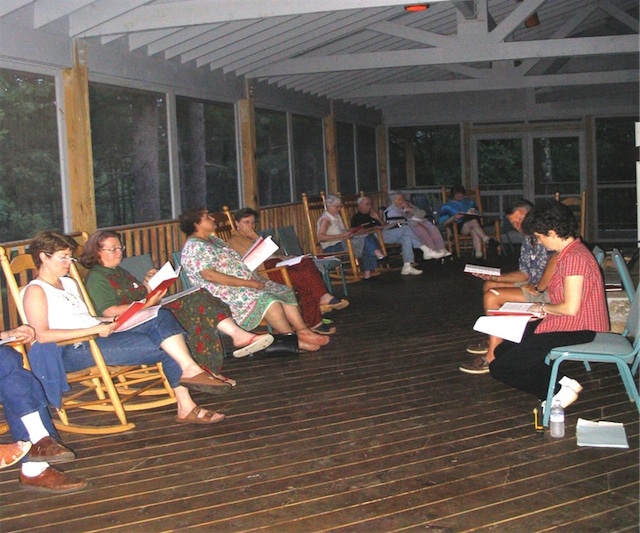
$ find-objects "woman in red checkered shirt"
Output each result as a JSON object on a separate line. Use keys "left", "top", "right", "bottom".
{"left": 488, "top": 201, "right": 609, "bottom": 411}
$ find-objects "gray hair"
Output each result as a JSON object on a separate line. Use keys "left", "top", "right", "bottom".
{"left": 388, "top": 190, "right": 405, "bottom": 203}
{"left": 356, "top": 195, "right": 371, "bottom": 206}
{"left": 325, "top": 194, "right": 342, "bottom": 207}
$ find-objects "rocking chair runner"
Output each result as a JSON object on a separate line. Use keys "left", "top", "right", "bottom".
{"left": 0, "top": 245, "right": 176, "bottom": 435}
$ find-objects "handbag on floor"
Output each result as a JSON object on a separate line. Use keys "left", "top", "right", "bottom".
{"left": 260, "top": 333, "right": 299, "bottom": 356}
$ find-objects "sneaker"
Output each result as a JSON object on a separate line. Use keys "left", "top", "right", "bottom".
{"left": 401, "top": 264, "right": 423, "bottom": 276}
{"left": 440, "top": 250, "right": 452, "bottom": 258}
{"left": 459, "top": 356, "right": 490, "bottom": 374}
{"left": 422, "top": 250, "right": 442, "bottom": 260}
{"left": 466, "top": 340, "right": 489, "bottom": 355}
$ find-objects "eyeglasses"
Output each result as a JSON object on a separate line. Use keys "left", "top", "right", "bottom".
{"left": 45, "top": 253, "right": 77, "bottom": 263}
{"left": 101, "top": 246, "right": 126, "bottom": 253}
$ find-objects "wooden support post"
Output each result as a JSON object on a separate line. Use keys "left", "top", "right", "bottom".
{"left": 324, "top": 108, "right": 339, "bottom": 194}
{"left": 63, "top": 41, "right": 96, "bottom": 233}
{"left": 376, "top": 124, "right": 388, "bottom": 195}
{"left": 238, "top": 81, "right": 259, "bottom": 209}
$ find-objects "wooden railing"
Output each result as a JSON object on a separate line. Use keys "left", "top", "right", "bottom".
{"left": 0, "top": 193, "right": 388, "bottom": 329}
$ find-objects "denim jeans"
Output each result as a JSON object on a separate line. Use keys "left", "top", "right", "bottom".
{"left": 61, "top": 309, "right": 185, "bottom": 387}
{"left": 382, "top": 226, "right": 422, "bottom": 263}
{"left": 0, "top": 346, "right": 58, "bottom": 443}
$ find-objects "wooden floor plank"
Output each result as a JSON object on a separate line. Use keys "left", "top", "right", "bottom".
{"left": 0, "top": 256, "right": 637, "bottom": 532}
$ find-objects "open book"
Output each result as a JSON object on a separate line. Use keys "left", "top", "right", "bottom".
{"left": 349, "top": 222, "right": 377, "bottom": 236}
{"left": 487, "top": 302, "right": 543, "bottom": 317}
{"left": 114, "top": 261, "right": 180, "bottom": 331}
{"left": 242, "top": 235, "right": 279, "bottom": 271}
{"left": 464, "top": 264, "right": 501, "bottom": 277}
{"left": 576, "top": 418, "right": 629, "bottom": 448}
{"left": 458, "top": 211, "right": 482, "bottom": 220}
{"left": 473, "top": 315, "right": 532, "bottom": 343}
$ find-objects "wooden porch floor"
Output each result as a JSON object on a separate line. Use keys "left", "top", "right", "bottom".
{"left": 1, "top": 257, "right": 638, "bottom": 532}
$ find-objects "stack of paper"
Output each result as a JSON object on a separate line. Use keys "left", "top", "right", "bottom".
{"left": 576, "top": 418, "right": 629, "bottom": 448}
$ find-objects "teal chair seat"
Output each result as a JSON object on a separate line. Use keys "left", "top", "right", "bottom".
{"left": 542, "top": 284, "right": 640, "bottom": 426}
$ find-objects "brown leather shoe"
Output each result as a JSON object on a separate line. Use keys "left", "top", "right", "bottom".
{"left": 19, "top": 466, "right": 87, "bottom": 493}
{"left": 28, "top": 436, "right": 76, "bottom": 464}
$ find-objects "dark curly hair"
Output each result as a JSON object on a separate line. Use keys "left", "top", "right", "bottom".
{"left": 79, "top": 230, "right": 121, "bottom": 269}
{"left": 449, "top": 185, "right": 466, "bottom": 197}
{"left": 522, "top": 201, "right": 577, "bottom": 239}
{"left": 179, "top": 207, "right": 208, "bottom": 235}
{"left": 28, "top": 231, "right": 78, "bottom": 269}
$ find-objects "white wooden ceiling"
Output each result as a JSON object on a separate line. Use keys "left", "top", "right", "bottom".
{"left": 1, "top": 0, "right": 638, "bottom": 112}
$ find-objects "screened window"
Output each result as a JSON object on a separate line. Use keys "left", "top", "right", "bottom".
{"left": 89, "top": 83, "right": 170, "bottom": 227}
{"left": 292, "top": 114, "right": 325, "bottom": 198}
{"left": 255, "top": 108, "right": 290, "bottom": 205}
{"left": 532, "top": 136, "right": 580, "bottom": 196}
{"left": 595, "top": 117, "right": 637, "bottom": 238}
{"left": 0, "top": 69, "right": 61, "bottom": 241}
{"left": 356, "top": 126, "right": 378, "bottom": 193}
{"left": 336, "top": 122, "right": 356, "bottom": 194}
{"left": 388, "top": 125, "right": 461, "bottom": 188}
{"left": 176, "top": 97, "right": 238, "bottom": 211}
{"left": 477, "top": 138, "right": 523, "bottom": 190}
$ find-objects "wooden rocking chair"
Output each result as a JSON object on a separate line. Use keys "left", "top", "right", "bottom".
{"left": 440, "top": 186, "right": 501, "bottom": 257}
{"left": 0, "top": 246, "right": 176, "bottom": 435}
{"left": 555, "top": 191, "right": 586, "bottom": 238}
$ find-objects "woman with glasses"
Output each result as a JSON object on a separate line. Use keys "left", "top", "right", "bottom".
{"left": 79, "top": 230, "right": 273, "bottom": 379}
{"left": 22, "top": 231, "right": 227, "bottom": 425}
{"left": 179, "top": 208, "right": 330, "bottom": 353}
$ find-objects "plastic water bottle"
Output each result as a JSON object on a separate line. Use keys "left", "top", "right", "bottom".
{"left": 549, "top": 399, "right": 565, "bottom": 438}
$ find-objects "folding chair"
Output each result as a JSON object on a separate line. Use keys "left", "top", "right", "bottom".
{"left": 591, "top": 245, "right": 606, "bottom": 267}
{"left": 0, "top": 246, "right": 175, "bottom": 435}
{"left": 612, "top": 248, "right": 636, "bottom": 302}
{"left": 542, "top": 284, "right": 640, "bottom": 426}
{"left": 277, "top": 225, "right": 348, "bottom": 297}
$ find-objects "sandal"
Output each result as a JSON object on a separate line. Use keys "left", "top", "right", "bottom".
{"left": 175, "top": 406, "right": 225, "bottom": 425}
{"left": 311, "top": 319, "right": 336, "bottom": 335}
{"left": 0, "top": 441, "right": 32, "bottom": 469}
{"left": 179, "top": 371, "right": 233, "bottom": 394}
{"left": 320, "top": 297, "right": 350, "bottom": 314}
{"left": 232, "top": 334, "right": 274, "bottom": 358}
{"left": 209, "top": 373, "right": 236, "bottom": 387}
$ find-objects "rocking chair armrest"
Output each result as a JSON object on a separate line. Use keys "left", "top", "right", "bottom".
{"left": 56, "top": 334, "right": 98, "bottom": 346}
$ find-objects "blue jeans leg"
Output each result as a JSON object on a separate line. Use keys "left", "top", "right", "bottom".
{"left": 0, "top": 346, "right": 58, "bottom": 442}
{"left": 61, "top": 333, "right": 182, "bottom": 388}
{"left": 383, "top": 227, "right": 420, "bottom": 263}
{"left": 360, "top": 234, "right": 379, "bottom": 271}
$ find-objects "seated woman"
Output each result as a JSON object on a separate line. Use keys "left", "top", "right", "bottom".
{"left": 226, "top": 208, "right": 348, "bottom": 335}
{"left": 385, "top": 191, "right": 450, "bottom": 260}
{"left": 438, "top": 185, "right": 495, "bottom": 259}
{"left": 179, "top": 207, "right": 329, "bottom": 352}
{"left": 80, "top": 231, "right": 274, "bottom": 381}
{"left": 489, "top": 201, "right": 610, "bottom": 411}
{"left": 318, "top": 194, "right": 384, "bottom": 281}
{"left": 23, "top": 231, "right": 226, "bottom": 425}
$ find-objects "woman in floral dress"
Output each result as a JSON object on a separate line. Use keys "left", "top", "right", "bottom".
{"left": 179, "top": 207, "right": 330, "bottom": 353}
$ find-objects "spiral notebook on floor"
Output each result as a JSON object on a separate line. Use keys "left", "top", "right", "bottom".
{"left": 576, "top": 418, "right": 629, "bottom": 448}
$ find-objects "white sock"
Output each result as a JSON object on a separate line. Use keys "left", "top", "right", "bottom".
{"left": 20, "top": 411, "right": 49, "bottom": 444}
{"left": 403, "top": 262, "right": 412, "bottom": 268}
{"left": 483, "top": 236, "right": 490, "bottom": 244}
{"left": 21, "top": 461, "right": 49, "bottom": 477}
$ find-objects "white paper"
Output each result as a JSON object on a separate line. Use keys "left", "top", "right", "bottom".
{"left": 464, "top": 264, "right": 501, "bottom": 276}
{"left": 473, "top": 315, "right": 532, "bottom": 343}
{"left": 576, "top": 418, "right": 629, "bottom": 448}
{"left": 242, "top": 236, "right": 279, "bottom": 271}
{"left": 275, "top": 254, "right": 309, "bottom": 267}
{"left": 114, "top": 305, "right": 160, "bottom": 332}
{"left": 487, "top": 302, "right": 543, "bottom": 318}
{"left": 0, "top": 336, "right": 17, "bottom": 346}
{"left": 160, "top": 286, "right": 200, "bottom": 305}
{"left": 148, "top": 261, "right": 180, "bottom": 291}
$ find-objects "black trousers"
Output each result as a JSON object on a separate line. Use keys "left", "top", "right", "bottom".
{"left": 490, "top": 321, "right": 596, "bottom": 400}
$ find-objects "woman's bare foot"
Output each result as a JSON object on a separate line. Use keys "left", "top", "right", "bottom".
{"left": 298, "top": 329, "right": 330, "bottom": 346}
{"left": 298, "top": 340, "right": 321, "bottom": 352}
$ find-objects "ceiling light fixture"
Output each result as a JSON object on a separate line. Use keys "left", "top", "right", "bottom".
{"left": 404, "top": 4, "right": 429, "bottom": 12}
{"left": 515, "top": 0, "right": 540, "bottom": 28}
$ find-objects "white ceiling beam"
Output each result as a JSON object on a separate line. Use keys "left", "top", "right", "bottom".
{"left": 76, "top": 0, "right": 450, "bottom": 37}
{"left": 367, "top": 21, "right": 454, "bottom": 47}
{"left": 490, "top": 0, "right": 547, "bottom": 42}
{"left": 128, "top": 28, "right": 180, "bottom": 51}
{"left": 33, "top": 0, "right": 94, "bottom": 28}
{"left": 0, "top": 0, "right": 32, "bottom": 18}
{"left": 150, "top": 25, "right": 222, "bottom": 57}
{"left": 251, "top": 35, "right": 639, "bottom": 76}
{"left": 69, "top": 0, "right": 152, "bottom": 35}
{"left": 343, "top": 70, "right": 639, "bottom": 97}
{"left": 598, "top": 0, "right": 639, "bottom": 32}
